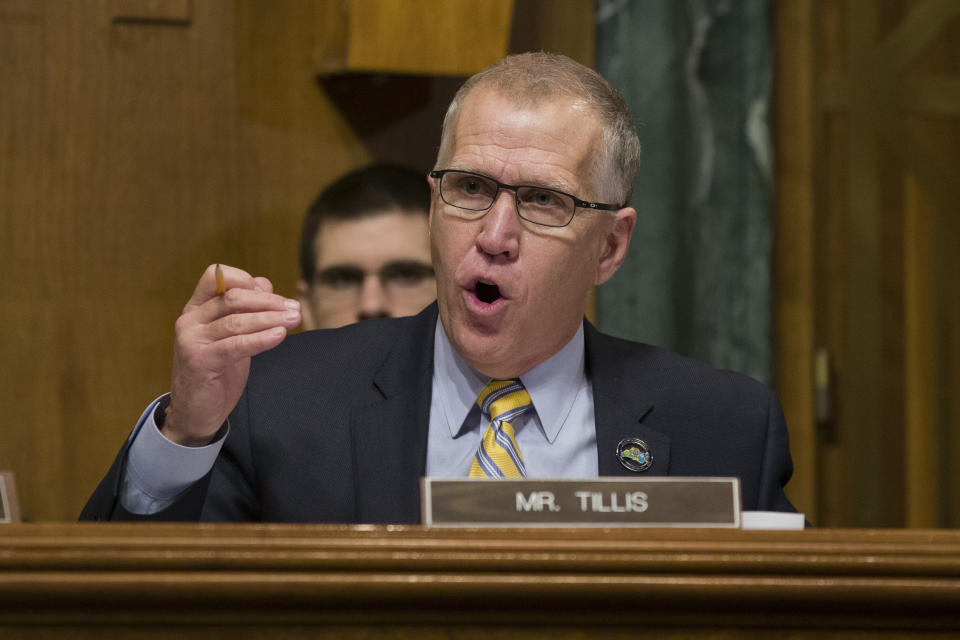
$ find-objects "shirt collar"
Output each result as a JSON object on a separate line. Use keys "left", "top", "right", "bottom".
{"left": 432, "top": 318, "right": 586, "bottom": 444}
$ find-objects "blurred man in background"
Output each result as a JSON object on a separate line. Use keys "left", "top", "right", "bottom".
{"left": 296, "top": 164, "right": 435, "bottom": 329}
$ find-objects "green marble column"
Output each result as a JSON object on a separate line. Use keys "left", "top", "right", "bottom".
{"left": 595, "top": 0, "right": 774, "bottom": 383}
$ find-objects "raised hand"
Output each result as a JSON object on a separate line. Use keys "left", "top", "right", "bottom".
{"left": 162, "top": 264, "right": 301, "bottom": 446}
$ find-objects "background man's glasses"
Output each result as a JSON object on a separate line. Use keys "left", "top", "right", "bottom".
{"left": 314, "top": 261, "right": 435, "bottom": 295}
{"left": 430, "top": 169, "right": 622, "bottom": 228}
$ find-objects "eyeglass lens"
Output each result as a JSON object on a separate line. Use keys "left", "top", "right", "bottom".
{"left": 440, "top": 171, "right": 575, "bottom": 227}
{"left": 316, "top": 261, "right": 435, "bottom": 292}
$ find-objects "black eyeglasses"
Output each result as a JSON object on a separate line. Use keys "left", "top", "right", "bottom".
{"left": 430, "top": 170, "right": 622, "bottom": 228}
{"left": 314, "top": 260, "right": 435, "bottom": 293}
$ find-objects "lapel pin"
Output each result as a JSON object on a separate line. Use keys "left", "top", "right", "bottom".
{"left": 616, "top": 437, "right": 652, "bottom": 472}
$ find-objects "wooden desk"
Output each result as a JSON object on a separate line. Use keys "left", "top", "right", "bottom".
{"left": 1, "top": 524, "right": 959, "bottom": 638}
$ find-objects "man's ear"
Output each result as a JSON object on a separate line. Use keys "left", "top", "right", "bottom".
{"left": 595, "top": 207, "right": 636, "bottom": 285}
{"left": 295, "top": 279, "right": 317, "bottom": 331}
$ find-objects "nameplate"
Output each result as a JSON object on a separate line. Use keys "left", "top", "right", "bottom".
{"left": 421, "top": 477, "right": 741, "bottom": 527}
{"left": 0, "top": 471, "right": 20, "bottom": 524}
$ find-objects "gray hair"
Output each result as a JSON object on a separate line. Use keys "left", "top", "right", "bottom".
{"left": 435, "top": 52, "right": 642, "bottom": 206}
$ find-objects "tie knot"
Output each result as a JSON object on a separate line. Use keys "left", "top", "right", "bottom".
{"left": 477, "top": 378, "right": 532, "bottom": 424}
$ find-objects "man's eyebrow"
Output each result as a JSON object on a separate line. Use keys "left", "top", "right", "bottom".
{"left": 512, "top": 172, "right": 577, "bottom": 192}
{"left": 381, "top": 259, "right": 433, "bottom": 268}
{"left": 530, "top": 180, "right": 578, "bottom": 194}
{"left": 448, "top": 167, "right": 576, "bottom": 193}
{"left": 317, "top": 263, "right": 363, "bottom": 272}
{"left": 379, "top": 260, "right": 435, "bottom": 277}
{"left": 316, "top": 261, "right": 434, "bottom": 279}
{"left": 315, "top": 264, "right": 364, "bottom": 279}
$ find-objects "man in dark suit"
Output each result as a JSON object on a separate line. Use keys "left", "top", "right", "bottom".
{"left": 81, "top": 52, "right": 796, "bottom": 522}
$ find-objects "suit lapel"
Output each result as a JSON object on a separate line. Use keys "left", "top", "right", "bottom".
{"left": 351, "top": 304, "right": 437, "bottom": 523}
{"left": 585, "top": 322, "right": 672, "bottom": 478}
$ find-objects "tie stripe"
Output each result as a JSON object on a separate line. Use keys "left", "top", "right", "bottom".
{"left": 478, "top": 379, "right": 524, "bottom": 413}
{"left": 469, "top": 379, "right": 532, "bottom": 479}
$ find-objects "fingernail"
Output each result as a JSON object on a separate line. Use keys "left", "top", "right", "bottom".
{"left": 283, "top": 310, "right": 299, "bottom": 322}
{"left": 284, "top": 299, "right": 299, "bottom": 310}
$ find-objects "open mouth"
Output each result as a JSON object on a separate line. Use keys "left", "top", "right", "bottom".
{"left": 475, "top": 280, "right": 502, "bottom": 304}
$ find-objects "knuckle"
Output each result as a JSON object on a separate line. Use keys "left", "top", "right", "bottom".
{"left": 228, "top": 333, "right": 251, "bottom": 359}
{"left": 234, "top": 332, "right": 250, "bottom": 351}
{"left": 222, "top": 314, "right": 244, "bottom": 336}
{"left": 173, "top": 314, "right": 192, "bottom": 338}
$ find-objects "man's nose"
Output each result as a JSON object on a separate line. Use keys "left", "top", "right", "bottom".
{"left": 475, "top": 189, "right": 521, "bottom": 259}
{"left": 357, "top": 274, "right": 389, "bottom": 321}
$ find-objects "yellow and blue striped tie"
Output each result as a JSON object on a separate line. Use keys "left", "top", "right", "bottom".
{"left": 469, "top": 379, "right": 532, "bottom": 478}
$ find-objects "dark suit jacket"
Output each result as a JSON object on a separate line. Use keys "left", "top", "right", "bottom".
{"left": 81, "top": 303, "right": 796, "bottom": 522}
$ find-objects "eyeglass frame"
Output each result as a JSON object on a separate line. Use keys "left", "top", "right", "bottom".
{"left": 311, "top": 260, "right": 435, "bottom": 293}
{"left": 429, "top": 169, "right": 624, "bottom": 228}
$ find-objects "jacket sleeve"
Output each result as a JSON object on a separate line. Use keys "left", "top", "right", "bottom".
{"left": 78, "top": 434, "right": 212, "bottom": 522}
{"left": 78, "top": 394, "right": 249, "bottom": 522}
{"left": 756, "top": 389, "right": 800, "bottom": 514}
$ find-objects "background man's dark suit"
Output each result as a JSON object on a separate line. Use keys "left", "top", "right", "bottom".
{"left": 81, "top": 303, "right": 795, "bottom": 522}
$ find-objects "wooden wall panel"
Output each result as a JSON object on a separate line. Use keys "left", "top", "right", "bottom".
{"left": 0, "top": 1, "right": 370, "bottom": 521}
{"left": 775, "top": 1, "right": 817, "bottom": 521}
{"left": 343, "top": 0, "right": 513, "bottom": 75}
{"left": 905, "top": 6, "right": 960, "bottom": 528}
{"left": 509, "top": 0, "right": 594, "bottom": 68}
{"left": 777, "top": 0, "right": 960, "bottom": 527}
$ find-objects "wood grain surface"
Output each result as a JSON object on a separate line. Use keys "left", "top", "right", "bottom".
{"left": 1, "top": 524, "right": 959, "bottom": 638}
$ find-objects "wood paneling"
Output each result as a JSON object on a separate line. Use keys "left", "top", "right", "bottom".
{"left": 109, "top": 0, "right": 191, "bottom": 24}
{"left": 905, "top": 172, "right": 938, "bottom": 525}
{"left": 315, "top": 0, "right": 514, "bottom": 76}
{"left": 775, "top": 1, "right": 817, "bottom": 521}
{"left": 509, "top": 0, "right": 595, "bottom": 68}
{"left": 776, "top": 0, "right": 960, "bottom": 527}
{"left": 0, "top": 0, "right": 368, "bottom": 522}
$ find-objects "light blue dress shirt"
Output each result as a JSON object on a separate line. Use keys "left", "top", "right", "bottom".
{"left": 122, "top": 319, "right": 599, "bottom": 514}
{"left": 427, "top": 319, "right": 598, "bottom": 478}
